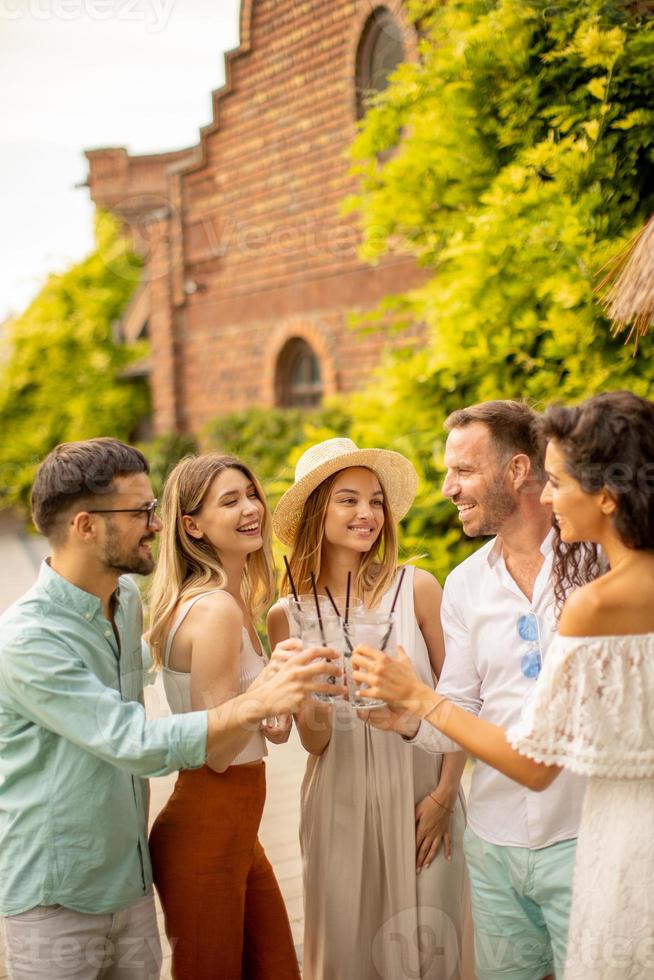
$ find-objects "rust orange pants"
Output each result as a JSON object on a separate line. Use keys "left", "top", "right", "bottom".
{"left": 149, "top": 761, "right": 300, "bottom": 980}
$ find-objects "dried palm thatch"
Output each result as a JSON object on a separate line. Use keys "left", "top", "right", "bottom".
{"left": 598, "top": 214, "right": 654, "bottom": 351}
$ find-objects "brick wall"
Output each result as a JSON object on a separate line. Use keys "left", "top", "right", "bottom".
{"left": 86, "top": 146, "right": 199, "bottom": 237}
{"left": 86, "top": 0, "right": 426, "bottom": 436}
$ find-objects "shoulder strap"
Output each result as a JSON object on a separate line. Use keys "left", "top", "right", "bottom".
{"left": 396, "top": 563, "right": 416, "bottom": 618}
{"left": 163, "top": 589, "right": 227, "bottom": 668}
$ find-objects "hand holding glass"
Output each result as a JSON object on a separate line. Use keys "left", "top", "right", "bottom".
{"left": 300, "top": 612, "right": 346, "bottom": 703}
{"left": 347, "top": 612, "right": 397, "bottom": 708}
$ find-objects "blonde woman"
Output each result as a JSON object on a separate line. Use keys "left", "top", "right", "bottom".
{"left": 268, "top": 438, "right": 471, "bottom": 980}
{"left": 148, "top": 454, "right": 338, "bottom": 980}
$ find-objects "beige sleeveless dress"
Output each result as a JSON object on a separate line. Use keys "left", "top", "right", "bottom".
{"left": 283, "top": 566, "right": 472, "bottom": 980}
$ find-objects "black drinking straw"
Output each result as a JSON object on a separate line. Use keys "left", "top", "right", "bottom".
{"left": 310, "top": 572, "right": 327, "bottom": 645}
{"left": 325, "top": 585, "right": 353, "bottom": 653}
{"left": 323, "top": 586, "right": 341, "bottom": 618}
{"left": 345, "top": 571, "right": 351, "bottom": 625}
{"left": 283, "top": 555, "right": 299, "bottom": 604}
{"left": 380, "top": 567, "right": 406, "bottom": 650}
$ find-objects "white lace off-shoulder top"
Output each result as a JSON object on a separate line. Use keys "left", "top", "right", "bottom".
{"left": 508, "top": 632, "right": 654, "bottom": 779}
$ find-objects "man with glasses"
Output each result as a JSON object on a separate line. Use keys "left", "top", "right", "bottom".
{"left": 0, "top": 438, "right": 333, "bottom": 979}
{"left": 368, "top": 401, "right": 584, "bottom": 980}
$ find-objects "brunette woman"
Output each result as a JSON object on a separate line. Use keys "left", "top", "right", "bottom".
{"left": 354, "top": 391, "right": 654, "bottom": 980}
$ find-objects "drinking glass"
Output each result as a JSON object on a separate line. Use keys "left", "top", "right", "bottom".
{"left": 288, "top": 594, "right": 363, "bottom": 638}
{"left": 346, "top": 612, "right": 397, "bottom": 708}
{"left": 329, "top": 596, "right": 364, "bottom": 619}
{"left": 299, "top": 611, "right": 345, "bottom": 703}
{"left": 288, "top": 595, "right": 333, "bottom": 639}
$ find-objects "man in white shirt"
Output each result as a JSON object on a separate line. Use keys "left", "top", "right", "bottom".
{"left": 370, "top": 400, "right": 584, "bottom": 980}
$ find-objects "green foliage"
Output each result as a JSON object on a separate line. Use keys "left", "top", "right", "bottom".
{"left": 137, "top": 432, "right": 198, "bottom": 498}
{"left": 203, "top": 402, "right": 353, "bottom": 504}
{"left": 0, "top": 214, "right": 149, "bottom": 513}
{"left": 343, "top": 0, "right": 654, "bottom": 579}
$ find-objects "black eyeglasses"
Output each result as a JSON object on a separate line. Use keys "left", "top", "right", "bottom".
{"left": 87, "top": 499, "right": 159, "bottom": 528}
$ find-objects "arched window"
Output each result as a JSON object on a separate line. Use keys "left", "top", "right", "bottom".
{"left": 355, "top": 7, "right": 406, "bottom": 119}
{"left": 275, "top": 338, "right": 323, "bottom": 408}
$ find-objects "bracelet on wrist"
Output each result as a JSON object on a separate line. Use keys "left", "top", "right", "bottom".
{"left": 423, "top": 695, "right": 446, "bottom": 725}
{"left": 429, "top": 792, "right": 454, "bottom": 814}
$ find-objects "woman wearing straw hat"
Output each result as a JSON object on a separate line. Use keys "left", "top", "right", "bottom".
{"left": 147, "top": 453, "right": 343, "bottom": 980}
{"left": 268, "top": 438, "right": 471, "bottom": 980}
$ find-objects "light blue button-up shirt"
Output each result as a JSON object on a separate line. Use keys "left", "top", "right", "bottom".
{"left": 0, "top": 561, "right": 208, "bottom": 915}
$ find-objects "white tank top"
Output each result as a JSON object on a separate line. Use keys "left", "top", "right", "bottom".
{"left": 162, "top": 589, "right": 267, "bottom": 766}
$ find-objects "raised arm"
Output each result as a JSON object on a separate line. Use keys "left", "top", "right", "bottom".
{"left": 0, "top": 631, "right": 207, "bottom": 779}
{"left": 0, "top": 619, "right": 343, "bottom": 780}
{"left": 203, "top": 644, "right": 345, "bottom": 769}
{"left": 370, "top": 578, "right": 480, "bottom": 754}
{"left": 351, "top": 646, "right": 560, "bottom": 791}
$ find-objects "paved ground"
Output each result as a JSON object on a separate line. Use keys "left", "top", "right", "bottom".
{"left": 0, "top": 529, "right": 47, "bottom": 615}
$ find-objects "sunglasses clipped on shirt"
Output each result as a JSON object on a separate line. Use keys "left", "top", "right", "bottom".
{"left": 87, "top": 499, "right": 159, "bottom": 528}
{"left": 517, "top": 611, "right": 542, "bottom": 679}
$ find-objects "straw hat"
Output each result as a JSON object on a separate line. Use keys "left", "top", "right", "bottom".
{"left": 272, "top": 438, "right": 418, "bottom": 547}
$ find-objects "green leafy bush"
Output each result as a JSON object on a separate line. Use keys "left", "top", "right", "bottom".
{"left": 0, "top": 213, "right": 149, "bottom": 514}
{"left": 203, "top": 402, "right": 353, "bottom": 504}
{"left": 342, "top": 0, "right": 654, "bottom": 579}
{"left": 136, "top": 432, "right": 198, "bottom": 498}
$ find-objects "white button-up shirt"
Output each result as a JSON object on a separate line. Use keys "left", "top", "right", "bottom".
{"left": 413, "top": 531, "right": 585, "bottom": 849}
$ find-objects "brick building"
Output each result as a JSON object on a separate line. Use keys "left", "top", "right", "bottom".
{"left": 85, "top": 0, "right": 425, "bottom": 437}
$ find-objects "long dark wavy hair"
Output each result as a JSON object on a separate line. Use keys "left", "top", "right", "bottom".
{"left": 541, "top": 390, "right": 654, "bottom": 610}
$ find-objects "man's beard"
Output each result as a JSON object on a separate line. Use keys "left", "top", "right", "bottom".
{"left": 474, "top": 484, "right": 518, "bottom": 536}
{"left": 460, "top": 484, "right": 518, "bottom": 537}
{"left": 102, "top": 519, "right": 155, "bottom": 576}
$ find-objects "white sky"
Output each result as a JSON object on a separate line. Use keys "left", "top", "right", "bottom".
{"left": 0, "top": 0, "right": 241, "bottom": 321}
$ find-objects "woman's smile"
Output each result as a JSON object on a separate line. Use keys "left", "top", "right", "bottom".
{"left": 236, "top": 521, "right": 261, "bottom": 536}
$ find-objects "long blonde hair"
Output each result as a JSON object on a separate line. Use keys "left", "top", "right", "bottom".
{"left": 282, "top": 467, "right": 398, "bottom": 609}
{"left": 149, "top": 453, "right": 275, "bottom": 666}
